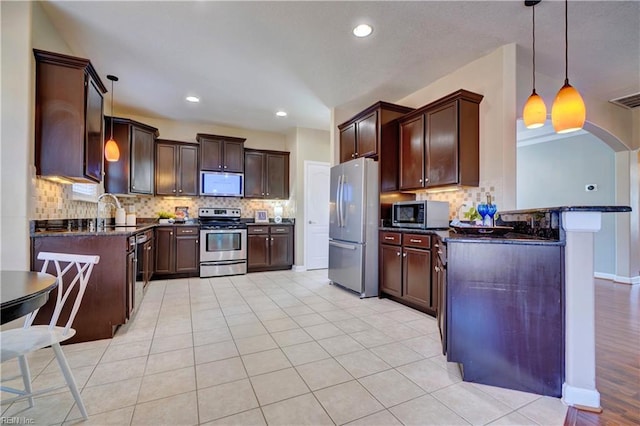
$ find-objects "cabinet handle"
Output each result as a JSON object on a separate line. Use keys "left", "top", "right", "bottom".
{"left": 409, "top": 239, "right": 422, "bottom": 243}
{"left": 435, "top": 265, "right": 441, "bottom": 272}
{"left": 254, "top": 228, "right": 263, "bottom": 232}
{"left": 183, "top": 230, "right": 194, "bottom": 233}
{"left": 196, "top": 240, "right": 198, "bottom": 244}
{"left": 438, "top": 250, "right": 443, "bottom": 254}
{"left": 434, "top": 243, "right": 439, "bottom": 248}
{"left": 384, "top": 236, "right": 395, "bottom": 240}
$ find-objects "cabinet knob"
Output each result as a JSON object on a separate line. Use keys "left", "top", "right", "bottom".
{"left": 396, "top": 252, "right": 401, "bottom": 256}
{"left": 419, "top": 179, "right": 423, "bottom": 183}
{"left": 425, "top": 178, "right": 429, "bottom": 182}
{"left": 224, "top": 165, "right": 228, "bottom": 169}
{"left": 403, "top": 253, "right": 407, "bottom": 257}
{"left": 351, "top": 154, "right": 355, "bottom": 158}
{"left": 266, "top": 193, "right": 269, "bottom": 196}
{"left": 179, "top": 189, "right": 183, "bottom": 193}
{"left": 132, "top": 186, "right": 135, "bottom": 189}
{"left": 434, "top": 243, "right": 439, "bottom": 248}
{"left": 438, "top": 250, "right": 443, "bottom": 255}
{"left": 261, "top": 193, "right": 265, "bottom": 195}
{"left": 170, "top": 232, "right": 173, "bottom": 235}
{"left": 435, "top": 265, "right": 441, "bottom": 272}
{"left": 219, "top": 165, "right": 222, "bottom": 168}
{"left": 196, "top": 240, "right": 198, "bottom": 244}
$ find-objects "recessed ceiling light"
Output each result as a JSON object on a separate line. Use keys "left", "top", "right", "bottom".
{"left": 186, "top": 96, "right": 200, "bottom": 103}
{"left": 276, "top": 111, "right": 287, "bottom": 117}
{"left": 353, "top": 24, "right": 373, "bottom": 38}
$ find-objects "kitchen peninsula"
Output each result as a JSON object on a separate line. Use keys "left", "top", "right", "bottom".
{"left": 446, "top": 205, "right": 631, "bottom": 408}
{"left": 380, "top": 205, "right": 631, "bottom": 405}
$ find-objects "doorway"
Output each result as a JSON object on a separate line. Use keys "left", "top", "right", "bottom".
{"left": 304, "top": 161, "right": 330, "bottom": 270}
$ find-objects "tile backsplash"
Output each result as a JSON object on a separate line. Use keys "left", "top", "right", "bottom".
{"left": 417, "top": 179, "right": 502, "bottom": 220}
{"left": 33, "top": 178, "right": 294, "bottom": 221}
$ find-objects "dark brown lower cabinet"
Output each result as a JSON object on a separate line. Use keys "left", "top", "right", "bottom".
{"left": 446, "top": 240, "right": 564, "bottom": 397}
{"left": 31, "top": 235, "right": 130, "bottom": 343}
{"left": 154, "top": 226, "right": 199, "bottom": 277}
{"left": 379, "top": 231, "right": 435, "bottom": 315}
{"left": 433, "top": 236, "right": 447, "bottom": 355}
{"left": 247, "top": 225, "right": 294, "bottom": 272}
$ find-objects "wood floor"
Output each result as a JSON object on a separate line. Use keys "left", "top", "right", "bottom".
{"left": 564, "top": 279, "right": 640, "bottom": 426}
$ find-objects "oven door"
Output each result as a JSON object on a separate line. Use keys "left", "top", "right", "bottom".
{"left": 200, "top": 229, "right": 247, "bottom": 263}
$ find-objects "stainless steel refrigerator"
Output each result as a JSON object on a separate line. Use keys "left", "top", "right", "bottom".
{"left": 328, "top": 157, "right": 379, "bottom": 298}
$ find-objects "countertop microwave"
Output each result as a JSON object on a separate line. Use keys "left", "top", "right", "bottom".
{"left": 200, "top": 171, "right": 244, "bottom": 197}
{"left": 391, "top": 200, "right": 450, "bottom": 229}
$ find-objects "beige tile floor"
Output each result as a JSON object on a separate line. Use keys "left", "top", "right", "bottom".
{"left": 1, "top": 270, "right": 568, "bottom": 425}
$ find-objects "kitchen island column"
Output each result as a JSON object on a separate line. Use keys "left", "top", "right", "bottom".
{"left": 561, "top": 211, "right": 602, "bottom": 410}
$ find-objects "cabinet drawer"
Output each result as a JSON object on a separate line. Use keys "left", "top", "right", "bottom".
{"left": 175, "top": 227, "right": 198, "bottom": 236}
{"left": 403, "top": 233, "right": 430, "bottom": 249}
{"left": 248, "top": 226, "right": 269, "bottom": 235}
{"left": 380, "top": 231, "right": 401, "bottom": 245}
{"left": 270, "top": 226, "right": 290, "bottom": 234}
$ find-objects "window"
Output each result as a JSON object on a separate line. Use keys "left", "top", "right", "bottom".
{"left": 71, "top": 183, "right": 99, "bottom": 202}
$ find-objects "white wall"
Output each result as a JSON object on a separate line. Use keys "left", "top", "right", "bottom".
{"left": 286, "top": 128, "right": 330, "bottom": 267}
{"left": 517, "top": 134, "right": 616, "bottom": 274}
{"left": 1, "top": 1, "right": 74, "bottom": 270}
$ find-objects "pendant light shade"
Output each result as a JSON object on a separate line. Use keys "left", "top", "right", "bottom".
{"left": 551, "top": 0, "right": 586, "bottom": 133}
{"left": 523, "top": 90, "right": 547, "bottom": 129}
{"left": 523, "top": 1, "right": 546, "bottom": 129}
{"left": 105, "top": 74, "right": 120, "bottom": 162}
{"left": 552, "top": 80, "right": 586, "bottom": 133}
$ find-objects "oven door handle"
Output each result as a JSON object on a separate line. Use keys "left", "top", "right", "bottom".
{"left": 200, "top": 260, "right": 246, "bottom": 266}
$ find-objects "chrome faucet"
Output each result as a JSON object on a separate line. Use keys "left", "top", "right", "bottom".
{"left": 96, "top": 193, "right": 122, "bottom": 230}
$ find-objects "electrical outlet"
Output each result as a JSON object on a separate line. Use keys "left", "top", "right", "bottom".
{"left": 585, "top": 184, "right": 598, "bottom": 192}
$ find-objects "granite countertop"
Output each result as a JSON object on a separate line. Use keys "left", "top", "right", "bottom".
{"left": 32, "top": 221, "right": 199, "bottom": 237}
{"left": 499, "top": 205, "right": 632, "bottom": 215}
{"left": 379, "top": 226, "right": 563, "bottom": 245}
{"left": 246, "top": 219, "right": 295, "bottom": 225}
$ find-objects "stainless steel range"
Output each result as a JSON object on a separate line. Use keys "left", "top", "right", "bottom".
{"left": 199, "top": 207, "right": 247, "bottom": 278}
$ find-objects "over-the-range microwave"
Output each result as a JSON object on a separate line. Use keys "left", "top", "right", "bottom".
{"left": 200, "top": 171, "right": 244, "bottom": 197}
{"left": 392, "top": 200, "right": 450, "bottom": 229}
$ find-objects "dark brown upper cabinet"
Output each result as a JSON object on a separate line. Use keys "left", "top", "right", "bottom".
{"left": 197, "top": 133, "right": 245, "bottom": 173}
{"left": 34, "top": 49, "right": 107, "bottom": 183}
{"left": 244, "top": 149, "right": 290, "bottom": 200}
{"left": 155, "top": 140, "right": 198, "bottom": 196}
{"left": 338, "top": 102, "right": 414, "bottom": 192}
{"left": 104, "top": 117, "right": 158, "bottom": 195}
{"left": 398, "top": 89, "right": 483, "bottom": 191}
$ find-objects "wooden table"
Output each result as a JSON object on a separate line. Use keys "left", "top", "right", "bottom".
{"left": 0, "top": 271, "right": 58, "bottom": 325}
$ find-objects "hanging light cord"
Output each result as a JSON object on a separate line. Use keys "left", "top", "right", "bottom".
{"left": 110, "top": 79, "right": 114, "bottom": 139}
{"left": 532, "top": 4, "right": 536, "bottom": 90}
{"left": 564, "top": 0, "right": 569, "bottom": 84}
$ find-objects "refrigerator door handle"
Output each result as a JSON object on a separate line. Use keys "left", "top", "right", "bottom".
{"left": 336, "top": 174, "right": 342, "bottom": 227}
{"left": 340, "top": 174, "right": 347, "bottom": 228}
{"left": 336, "top": 175, "right": 344, "bottom": 228}
{"left": 329, "top": 240, "right": 357, "bottom": 250}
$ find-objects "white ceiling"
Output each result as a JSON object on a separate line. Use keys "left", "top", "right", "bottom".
{"left": 40, "top": 1, "right": 640, "bottom": 134}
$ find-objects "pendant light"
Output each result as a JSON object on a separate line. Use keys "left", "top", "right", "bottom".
{"left": 522, "top": 0, "right": 546, "bottom": 129}
{"left": 104, "top": 74, "right": 120, "bottom": 162}
{"left": 551, "top": 0, "right": 586, "bottom": 133}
